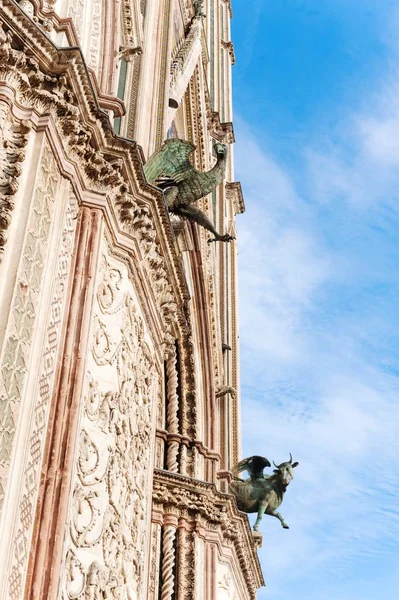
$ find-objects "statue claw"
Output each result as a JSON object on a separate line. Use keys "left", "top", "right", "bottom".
{"left": 282, "top": 523, "right": 289, "bottom": 529}
{"left": 207, "top": 234, "right": 235, "bottom": 244}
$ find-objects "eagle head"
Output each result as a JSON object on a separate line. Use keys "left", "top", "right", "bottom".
{"left": 213, "top": 142, "right": 228, "bottom": 158}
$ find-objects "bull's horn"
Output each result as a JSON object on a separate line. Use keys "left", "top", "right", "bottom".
{"left": 289, "top": 453, "right": 293, "bottom": 464}
{"left": 273, "top": 460, "right": 279, "bottom": 468}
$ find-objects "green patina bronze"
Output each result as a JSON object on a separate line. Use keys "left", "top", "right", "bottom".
{"left": 229, "top": 454, "right": 299, "bottom": 532}
{"left": 144, "top": 138, "right": 234, "bottom": 243}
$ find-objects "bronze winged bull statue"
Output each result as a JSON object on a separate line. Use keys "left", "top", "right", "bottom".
{"left": 228, "top": 454, "right": 299, "bottom": 532}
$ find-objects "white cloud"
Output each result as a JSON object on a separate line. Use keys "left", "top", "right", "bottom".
{"left": 304, "top": 76, "right": 399, "bottom": 210}
{"left": 235, "top": 125, "right": 331, "bottom": 365}
{"left": 234, "top": 73, "right": 399, "bottom": 599}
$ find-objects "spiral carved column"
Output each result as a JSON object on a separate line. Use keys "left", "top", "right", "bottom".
{"left": 166, "top": 348, "right": 179, "bottom": 472}
{"left": 161, "top": 525, "right": 177, "bottom": 600}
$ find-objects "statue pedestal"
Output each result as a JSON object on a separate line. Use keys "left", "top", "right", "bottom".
{"left": 252, "top": 531, "right": 263, "bottom": 549}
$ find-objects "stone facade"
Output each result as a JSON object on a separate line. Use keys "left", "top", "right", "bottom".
{"left": 0, "top": 1, "right": 263, "bottom": 598}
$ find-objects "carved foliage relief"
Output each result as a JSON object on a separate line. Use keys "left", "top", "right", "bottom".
{"left": 0, "top": 99, "right": 31, "bottom": 261}
{"left": 60, "top": 245, "right": 158, "bottom": 600}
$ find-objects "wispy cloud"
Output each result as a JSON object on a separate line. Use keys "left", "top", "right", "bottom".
{"left": 235, "top": 55, "right": 399, "bottom": 599}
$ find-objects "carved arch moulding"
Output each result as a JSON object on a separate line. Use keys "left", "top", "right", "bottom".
{"left": 0, "top": 4, "right": 195, "bottom": 598}
{"left": 0, "top": 0, "right": 189, "bottom": 348}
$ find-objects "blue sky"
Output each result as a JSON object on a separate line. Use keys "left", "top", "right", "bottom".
{"left": 232, "top": 1, "right": 399, "bottom": 599}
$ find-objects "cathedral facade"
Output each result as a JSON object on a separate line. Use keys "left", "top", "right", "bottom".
{"left": 0, "top": 1, "right": 264, "bottom": 598}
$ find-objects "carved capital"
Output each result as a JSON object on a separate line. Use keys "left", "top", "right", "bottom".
{"left": 208, "top": 111, "right": 235, "bottom": 144}
{"left": 153, "top": 470, "right": 264, "bottom": 595}
{"left": 221, "top": 39, "right": 236, "bottom": 65}
{"left": 117, "top": 44, "right": 143, "bottom": 62}
{"left": 225, "top": 181, "right": 245, "bottom": 215}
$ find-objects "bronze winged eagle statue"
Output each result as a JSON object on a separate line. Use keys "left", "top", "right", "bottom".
{"left": 143, "top": 138, "right": 234, "bottom": 243}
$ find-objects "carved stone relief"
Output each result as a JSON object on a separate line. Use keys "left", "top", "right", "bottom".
{"left": 0, "top": 97, "right": 31, "bottom": 261}
{"left": 193, "top": 534, "right": 204, "bottom": 600}
{"left": 87, "top": 0, "right": 104, "bottom": 76}
{"left": 67, "top": 0, "right": 85, "bottom": 39}
{"left": 6, "top": 185, "right": 79, "bottom": 600}
{"left": 152, "top": 470, "right": 264, "bottom": 599}
{"left": 217, "top": 561, "right": 240, "bottom": 600}
{"left": 169, "top": 7, "right": 203, "bottom": 111}
{"left": 60, "top": 245, "right": 158, "bottom": 600}
{"left": 0, "top": 18, "right": 181, "bottom": 358}
{"left": 176, "top": 527, "right": 195, "bottom": 600}
{"left": 0, "top": 140, "right": 60, "bottom": 515}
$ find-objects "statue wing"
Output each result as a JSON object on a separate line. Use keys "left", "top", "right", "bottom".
{"left": 232, "top": 455, "right": 271, "bottom": 480}
{"left": 143, "top": 139, "right": 196, "bottom": 186}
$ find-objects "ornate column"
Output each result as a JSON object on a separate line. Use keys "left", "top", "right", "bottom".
{"left": 165, "top": 347, "right": 180, "bottom": 472}
{"left": 160, "top": 519, "right": 177, "bottom": 600}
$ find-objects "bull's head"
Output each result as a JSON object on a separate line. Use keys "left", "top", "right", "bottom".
{"left": 273, "top": 453, "right": 299, "bottom": 486}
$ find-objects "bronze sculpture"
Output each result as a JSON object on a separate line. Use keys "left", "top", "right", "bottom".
{"left": 229, "top": 454, "right": 299, "bottom": 532}
{"left": 144, "top": 139, "right": 234, "bottom": 243}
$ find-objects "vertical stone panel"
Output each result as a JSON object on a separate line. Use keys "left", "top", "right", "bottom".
{"left": 194, "top": 534, "right": 205, "bottom": 600}
{"left": 27, "top": 207, "right": 103, "bottom": 600}
{"left": 67, "top": 0, "right": 85, "bottom": 38}
{"left": 0, "top": 139, "right": 60, "bottom": 515}
{"left": 148, "top": 521, "right": 162, "bottom": 600}
{"left": 4, "top": 184, "right": 79, "bottom": 600}
{"left": 58, "top": 241, "right": 159, "bottom": 600}
{"left": 87, "top": 0, "right": 104, "bottom": 76}
{"left": 216, "top": 560, "right": 240, "bottom": 600}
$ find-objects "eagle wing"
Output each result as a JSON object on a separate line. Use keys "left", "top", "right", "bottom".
{"left": 232, "top": 455, "right": 271, "bottom": 480}
{"left": 143, "top": 138, "right": 196, "bottom": 186}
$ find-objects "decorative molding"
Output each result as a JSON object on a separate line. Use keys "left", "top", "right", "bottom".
{"left": 177, "top": 526, "right": 195, "bottom": 600}
{"left": 221, "top": 39, "right": 235, "bottom": 65}
{"left": 0, "top": 2, "right": 189, "bottom": 349}
{"left": 25, "top": 208, "right": 103, "bottom": 600}
{"left": 0, "top": 139, "right": 59, "bottom": 517}
{"left": 208, "top": 111, "right": 235, "bottom": 144}
{"left": 59, "top": 246, "right": 159, "bottom": 600}
{"left": 153, "top": 469, "right": 265, "bottom": 598}
{"left": 66, "top": 0, "right": 84, "bottom": 39}
{"left": 225, "top": 181, "right": 245, "bottom": 215}
{"left": 7, "top": 185, "right": 78, "bottom": 599}
{"left": 169, "top": 9, "right": 204, "bottom": 110}
{"left": 121, "top": 0, "right": 144, "bottom": 49}
{"left": 221, "top": 0, "right": 233, "bottom": 19}
{"left": 155, "top": 0, "right": 172, "bottom": 147}
{"left": 149, "top": 522, "right": 161, "bottom": 599}
{"left": 0, "top": 94, "right": 31, "bottom": 260}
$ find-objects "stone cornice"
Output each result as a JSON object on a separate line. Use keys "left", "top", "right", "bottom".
{"left": 0, "top": 0, "right": 190, "bottom": 353}
{"left": 221, "top": 39, "right": 236, "bottom": 65}
{"left": 208, "top": 111, "right": 235, "bottom": 144}
{"left": 203, "top": 83, "right": 235, "bottom": 143}
{"left": 153, "top": 469, "right": 265, "bottom": 596}
{"left": 225, "top": 181, "right": 245, "bottom": 215}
